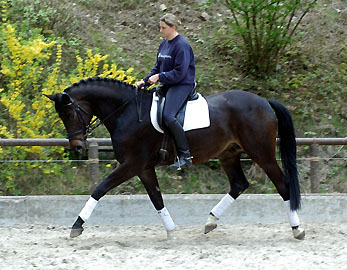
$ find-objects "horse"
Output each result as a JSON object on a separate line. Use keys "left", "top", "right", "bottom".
{"left": 46, "top": 77, "right": 305, "bottom": 240}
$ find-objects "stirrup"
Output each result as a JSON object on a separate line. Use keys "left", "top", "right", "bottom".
{"left": 169, "top": 155, "right": 193, "bottom": 170}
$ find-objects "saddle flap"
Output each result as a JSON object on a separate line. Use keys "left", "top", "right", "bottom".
{"left": 156, "top": 92, "right": 166, "bottom": 129}
{"left": 155, "top": 84, "right": 198, "bottom": 130}
{"left": 151, "top": 92, "right": 210, "bottom": 134}
{"left": 155, "top": 91, "right": 187, "bottom": 131}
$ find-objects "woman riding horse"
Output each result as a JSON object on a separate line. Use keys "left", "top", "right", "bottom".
{"left": 136, "top": 13, "right": 195, "bottom": 170}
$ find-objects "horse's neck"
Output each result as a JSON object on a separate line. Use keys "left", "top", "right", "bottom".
{"left": 92, "top": 87, "right": 152, "bottom": 130}
{"left": 81, "top": 84, "right": 153, "bottom": 129}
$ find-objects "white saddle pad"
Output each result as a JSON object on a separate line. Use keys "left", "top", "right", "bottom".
{"left": 150, "top": 93, "right": 210, "bottom": 134}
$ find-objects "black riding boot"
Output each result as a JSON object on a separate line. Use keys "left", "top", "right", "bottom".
{"left": 168, "top": 120, "right": 193, "bottom": 170}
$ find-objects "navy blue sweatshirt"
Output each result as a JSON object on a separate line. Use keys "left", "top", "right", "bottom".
{"left": 144, "top": 35, "right": 195, "bottom": 85}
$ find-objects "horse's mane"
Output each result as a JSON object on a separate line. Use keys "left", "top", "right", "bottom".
{"left": 64, "top": 77, "right": 136, "bottom": 93}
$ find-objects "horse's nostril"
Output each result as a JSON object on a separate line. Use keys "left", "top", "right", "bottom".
{"left": 75, "top": 146, "right": 83, "bottom": 154}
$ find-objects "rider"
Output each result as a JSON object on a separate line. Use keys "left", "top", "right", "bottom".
{"left": 136, "top": 13, "right": 195, "bottom": 170}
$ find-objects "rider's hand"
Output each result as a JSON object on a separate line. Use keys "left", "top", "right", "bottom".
{"left": 148, "top": 74, "right": 159, "bottom": 85}
{"left": 136, "top": 80, "right": 145, "bottom": 87}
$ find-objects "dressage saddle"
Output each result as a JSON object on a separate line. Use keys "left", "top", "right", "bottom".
{"left": 156, "top": 84, "right": 198, "bottom": 131}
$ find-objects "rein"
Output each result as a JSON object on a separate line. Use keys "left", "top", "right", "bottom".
{"left": 63, "top": 87, "right": 145, "bottom": 140}
{"left": 86, "top": 99, "right": 130, "bottom": 135}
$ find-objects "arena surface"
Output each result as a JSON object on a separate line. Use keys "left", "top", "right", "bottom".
{"left": 0, "top": 222, "right": 346, "bottom": 269}
{"left": 1, "top": 194, "right": 346, "bottom": 269}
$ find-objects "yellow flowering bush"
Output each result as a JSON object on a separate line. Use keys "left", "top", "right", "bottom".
{"left": 0, "top": 1, "right": 137, "bottom": 195}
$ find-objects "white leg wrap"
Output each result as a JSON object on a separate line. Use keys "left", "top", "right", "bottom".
{"left": 284, "top": 200, "right": 300, "bottom": 227}
{"left": 211, "top": 194, "right": 235, "bottom": 219}
{"left": 79, "top": 197, "right": 98, "bottom": 222}
{"left": 158, "top": 207, "right": 175, "bottom": 231}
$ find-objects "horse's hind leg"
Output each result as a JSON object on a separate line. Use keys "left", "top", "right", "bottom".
{"left": 204, "top": 152, "right": 249, "bottom": 234}
{"left": 242, "top": 139, "right": 305, "bottom": 239}
{"left": 256, "top": 160, "right": 305, "bottom": 239}
{"left": 138, "top": 167, "right": 176, "bottom": 240}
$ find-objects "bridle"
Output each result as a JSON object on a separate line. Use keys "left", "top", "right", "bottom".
{"left": 62, "top": 92, "right": 90, "bottom": 141}
{"left": 62, "top": 88, "right": 144, "bottom": 142}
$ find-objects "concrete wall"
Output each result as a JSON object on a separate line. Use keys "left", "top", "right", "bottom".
{"left": 0, "top": 194, "right": 346, "bottom": 226}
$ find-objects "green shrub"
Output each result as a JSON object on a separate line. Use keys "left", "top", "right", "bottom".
{"left": 204, "top": 0, "right": 317, "bottom": 76}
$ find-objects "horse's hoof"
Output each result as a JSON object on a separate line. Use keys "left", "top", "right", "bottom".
{"left": 292, "top": 227, "right": 305, "bottom": 240}
{"left": 70, "top": 227, "right": 84, "bottom": 238}
{"left": 204, "top": 223, "right": 217, "bottom": 234}
{"left": 204, "top": 214, "right": 218, "bottom": 234}
{"left": 166, "top": 230, "right": 176, "bottom": 240}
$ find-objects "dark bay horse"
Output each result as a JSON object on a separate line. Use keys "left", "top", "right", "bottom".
{"left": 46, "top": 77, "right": 305, "bottom": 240}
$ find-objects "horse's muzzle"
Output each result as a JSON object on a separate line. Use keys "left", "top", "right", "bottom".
{"left": 69, "top": 139, "right": 87, "bottom": 155}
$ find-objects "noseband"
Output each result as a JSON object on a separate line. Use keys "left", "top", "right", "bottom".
{"left": 62, "top": 92, "right": 90, "bottom": 141}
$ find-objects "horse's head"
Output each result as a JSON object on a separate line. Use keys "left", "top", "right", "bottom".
{"left": 46, "top": 92, "right": 93, "bottom": 155}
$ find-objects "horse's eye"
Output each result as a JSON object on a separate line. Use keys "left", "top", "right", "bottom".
{"left": 59, "top": 107, "right": 74, "bottom": 120}
{"left": 67, "top": 110, "right": 76, "bottom": 120}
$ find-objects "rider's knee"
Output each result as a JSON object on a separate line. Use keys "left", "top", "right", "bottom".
{"left": 163, "top": 113, "right": 175, "bottom": 126}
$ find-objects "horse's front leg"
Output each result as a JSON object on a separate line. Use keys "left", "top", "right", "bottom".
{"left": 70, "top": 162, "right": 137, "bottom": 238}
{"left": 138, "top": 167, "right": 176, "bottom": 240}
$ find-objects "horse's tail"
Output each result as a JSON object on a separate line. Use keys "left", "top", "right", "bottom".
{"left": 268, "top": 99, "right": 301, "bottom": 211}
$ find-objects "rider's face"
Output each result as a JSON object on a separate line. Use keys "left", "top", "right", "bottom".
{"left": 160, "top": 21, "right": 176, "bottom": 39}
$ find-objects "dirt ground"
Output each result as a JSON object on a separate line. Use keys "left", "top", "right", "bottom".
{"left": 0, "top": 221, "right": 346, "bottom": 269}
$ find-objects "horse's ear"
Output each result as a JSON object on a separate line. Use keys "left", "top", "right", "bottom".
{"left": 44, "top": 94, "right": 57, "bottom": 101}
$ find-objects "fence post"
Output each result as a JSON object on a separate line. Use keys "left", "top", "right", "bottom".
{"left": 310, "top": 143, "right": 320, "bottom": 193}
{"left": 88, "top": 139, "right": 99, "bottom": 194}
